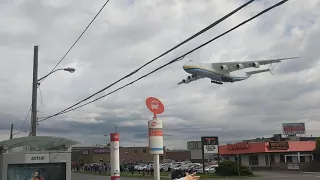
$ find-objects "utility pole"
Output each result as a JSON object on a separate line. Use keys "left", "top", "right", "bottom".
{"left": 31, "top": 45, "right": 38, "bottom": 136}
{"left": 10, "top": 124, "right": 13, "bottom": 139}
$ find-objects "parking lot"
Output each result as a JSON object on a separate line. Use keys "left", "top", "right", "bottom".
{"left": 72, "top": 171, "right": 320, "bottom": 180}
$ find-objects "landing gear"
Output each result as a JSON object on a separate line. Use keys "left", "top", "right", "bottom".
{"left": 211, "top": 80, "right": 223, "bottom": 85}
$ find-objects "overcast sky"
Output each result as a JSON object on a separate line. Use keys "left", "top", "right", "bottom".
{"left": 0, "top": 0, "right": 319, "bottom": 149}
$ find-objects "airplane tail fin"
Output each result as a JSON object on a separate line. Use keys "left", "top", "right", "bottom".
{"left": 246, "top": 68, "right": 270, "bottom": 76}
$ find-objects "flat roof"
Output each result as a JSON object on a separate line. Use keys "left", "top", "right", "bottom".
{"left": 0, "top": 136, "right": 80, "bottom": 151}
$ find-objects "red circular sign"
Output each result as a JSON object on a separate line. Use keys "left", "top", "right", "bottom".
{"left": 146, "top": 97, "right": 164, "bottom": 116}
{"left": 151, "top": 121, "right": 157, "bottom": 127}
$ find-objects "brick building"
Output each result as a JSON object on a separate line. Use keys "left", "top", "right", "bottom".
{"left": 165, "top": 150, "right": 191, "bottom": 162}
{"left": 72, "top": 146, "right": 166, "bottom": 163}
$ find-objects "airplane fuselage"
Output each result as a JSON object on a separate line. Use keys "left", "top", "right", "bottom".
{"left": 183, "top": 61, "right": 249, "bottom": 83}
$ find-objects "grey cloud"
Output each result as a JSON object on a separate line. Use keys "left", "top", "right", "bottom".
{"left": 0, "top": 0, "right": 319, "bottom": 148}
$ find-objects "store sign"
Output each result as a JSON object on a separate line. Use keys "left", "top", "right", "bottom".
{"left": 201, "top": 136, "right": 219, "bottom": 145}
{"left": 287, "top": 163, "right": 299, "bottom": 170}
{"left": 94, "top": 148, "right": 110, "bottom": 154}
{"left": 201, "top": 136, "right": 219, "bottom": 154}
{"left": 203, "top": 145, "right": 219, "bottom": 154}
{"left": 269, "top": 141, "right": 289, "bottom": 150}
{"left": 227, "top": 142, "right": 249, "bottom": 150}
{"left": 25, "top": 154, "right": 49, "bottom": 163}
{"left": 282, "top": 123, "right": 306, "bottom": 135}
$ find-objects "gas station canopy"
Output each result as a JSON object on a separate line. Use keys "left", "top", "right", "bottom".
{"left": 0, "top": 136, "right": 80, "bottom": 151}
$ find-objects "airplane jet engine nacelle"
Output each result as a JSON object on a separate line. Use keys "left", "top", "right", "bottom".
{"left": 220, "top": 65, "right": 229, "bottom": 71}
{"left": 252, "top": 62, "right": 260, "bottom": 68}
{"left": 236, "top": 64, "right": 244, "bottom": 69}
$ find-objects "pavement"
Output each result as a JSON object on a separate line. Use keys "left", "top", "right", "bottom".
{"left": 72, "top": 171, "right": 320, "bottom": 180}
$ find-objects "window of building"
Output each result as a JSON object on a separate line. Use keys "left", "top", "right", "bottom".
{"left": 280, "top": 154, "right": 285, "bottom": 162}
{"left": 265, "top": 155, "right": 269, "bottom": 165}
{"left": 270, "top": 155, "right": 275, "bottom": 162}
{"left": 224, "top": 157, "right": 230, "bottom": 161}
{"left": 300, "top": 156, "right": 305, "bottom": 162}
{"left": 249, "top": 155, "right": 259, "bottom": 166}
{"left": 143, "top": 149, "right": 147, "bottom": 153}
{"left": 287, "top": 156, "right": 292, "bottom": 162}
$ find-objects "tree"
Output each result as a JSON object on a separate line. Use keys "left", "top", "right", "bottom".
{"left": 215, "top": 160, "right": 253, "bottom": 176}
{"left": 314, "top": 137, "right": 320, "bottom": 161}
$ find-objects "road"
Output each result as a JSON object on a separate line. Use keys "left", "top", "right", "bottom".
{"left": 72, "top": 171, "right": 320, "bottom": 180}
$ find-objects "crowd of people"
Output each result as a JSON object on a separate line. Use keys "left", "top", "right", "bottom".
{"left": 71, "top": 161, "right": 155, "bottom": 175}
{"left": 72, "top": 161, "right": 200, "bottom": 180}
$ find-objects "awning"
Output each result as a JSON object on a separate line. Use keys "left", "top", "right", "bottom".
{"left": 0, "top": 136, "right": 80, "bottom": 151}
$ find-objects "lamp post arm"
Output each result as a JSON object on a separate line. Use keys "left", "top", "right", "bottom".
{"left": 37, "top": 69, "right": 62, "bottom": 82}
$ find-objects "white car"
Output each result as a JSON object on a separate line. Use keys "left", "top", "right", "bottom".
{"left": 195, "top": 165, "right": 216, "bottom": 174}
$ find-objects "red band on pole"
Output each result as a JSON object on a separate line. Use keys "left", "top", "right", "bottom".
{"left": 110, "top": 133, "right": 119, "bottom": 142}
{"left": 111, "top": 176, "right": 120, "bottom": 180}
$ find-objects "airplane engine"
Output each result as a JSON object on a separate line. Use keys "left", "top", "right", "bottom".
{"left": 252, "top": 62, "right": 260, "bottom": 68}
{"left": 220, "top": 65, "right": 229, "bottom": 71}
{"left": 236, "top": 64, "right": 244, "bottom": 69}
{"left": 182, "top": 79, "right": 186, "bottom": 83}
{"left": 187, "top": 76, "right": 191, "bottom": 80}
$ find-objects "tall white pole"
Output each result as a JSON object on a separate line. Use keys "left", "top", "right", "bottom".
{"left": 148, "top": 117, "right": 163, "bottom": 180}
{"left": 154, "top": 154, "right": 160, "bottom": 180}
{"left": 110, "top": 133, "right": 120, "bottom": 180}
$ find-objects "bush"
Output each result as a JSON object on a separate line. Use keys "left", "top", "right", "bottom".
{"left": 215, "top": 160, "right": 253, "bottom": 176}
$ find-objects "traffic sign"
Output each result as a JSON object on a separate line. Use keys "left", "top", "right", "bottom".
{"left": 146, "top": 97, "right": 164, "bottom": 117}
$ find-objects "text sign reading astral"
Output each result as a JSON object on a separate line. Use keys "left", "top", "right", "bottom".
{"left": 25, "top": 154, "right": 50, "bottom": 163}
{"left": 146, "top": 97, "right": 164, "bottom": 117}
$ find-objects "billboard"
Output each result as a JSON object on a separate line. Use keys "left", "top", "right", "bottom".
{"left": 282, "top": 123, "right": 306, "bottom": 135}
{"left": 7, "top": 163, "right": 66, "bottom": 180}
{"left": 201, "top": 136, "right": 219, "bottom": 154}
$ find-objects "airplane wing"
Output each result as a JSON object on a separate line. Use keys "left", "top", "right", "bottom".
{"left": 213, "top": 57, "right": 298, "bottom": 72}
{"left": 178, "top": 75, "right": 204, "bottom": 85}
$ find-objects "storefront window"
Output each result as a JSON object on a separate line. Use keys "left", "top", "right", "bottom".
{"left": 300, "top": 156, "right": 305, "bottom": 162}
{"left": 249, "top": 155, "right": 259, "bottom": 166}
{"left": 280, "top": 154, "right": 285, "bottom": 162}
{"left": 287, "top": 156, "right": 292, "bottom": 162}
{"left": 265, "top": 155, "right": 269, "bottom": 165}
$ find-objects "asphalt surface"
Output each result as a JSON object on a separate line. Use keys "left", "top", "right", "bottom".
{"left": 72, "top": 171, "right": 320, "bottom": 180}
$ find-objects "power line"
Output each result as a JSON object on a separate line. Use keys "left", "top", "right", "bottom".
{"left": 38, "top": 86, "right": 45, "bottom": 111}
{"left": 39, "top": 0, "right": 111, "bottom": 84}
{"left": 15, "top": 105, "right": 32, "bottom": 136}
{"left": 38, "top": 0, "right": 289, "bottom": 122}
{"left": 39, "top": 0, "right": 256, "bottom": 118}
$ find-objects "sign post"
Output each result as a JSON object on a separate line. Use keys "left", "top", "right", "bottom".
{"left": 201, "top": 136, "right": 219, "bottom": 174}
{"left": 146, "top": 97, "right": 164, "bottom": 180}
{"left": 110, "top": 133, "right": 120, "bottom": 180}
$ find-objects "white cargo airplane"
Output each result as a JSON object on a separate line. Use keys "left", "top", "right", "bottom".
{"left": 178, "top": 57, "right": 298, "bottom": 85}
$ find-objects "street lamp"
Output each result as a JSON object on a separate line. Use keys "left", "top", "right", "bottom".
{"left": 30, "top": 45, "right": 76, "bottom": 136}
{"left": 37, "top": 67, "right": 76, "bottom": 83}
